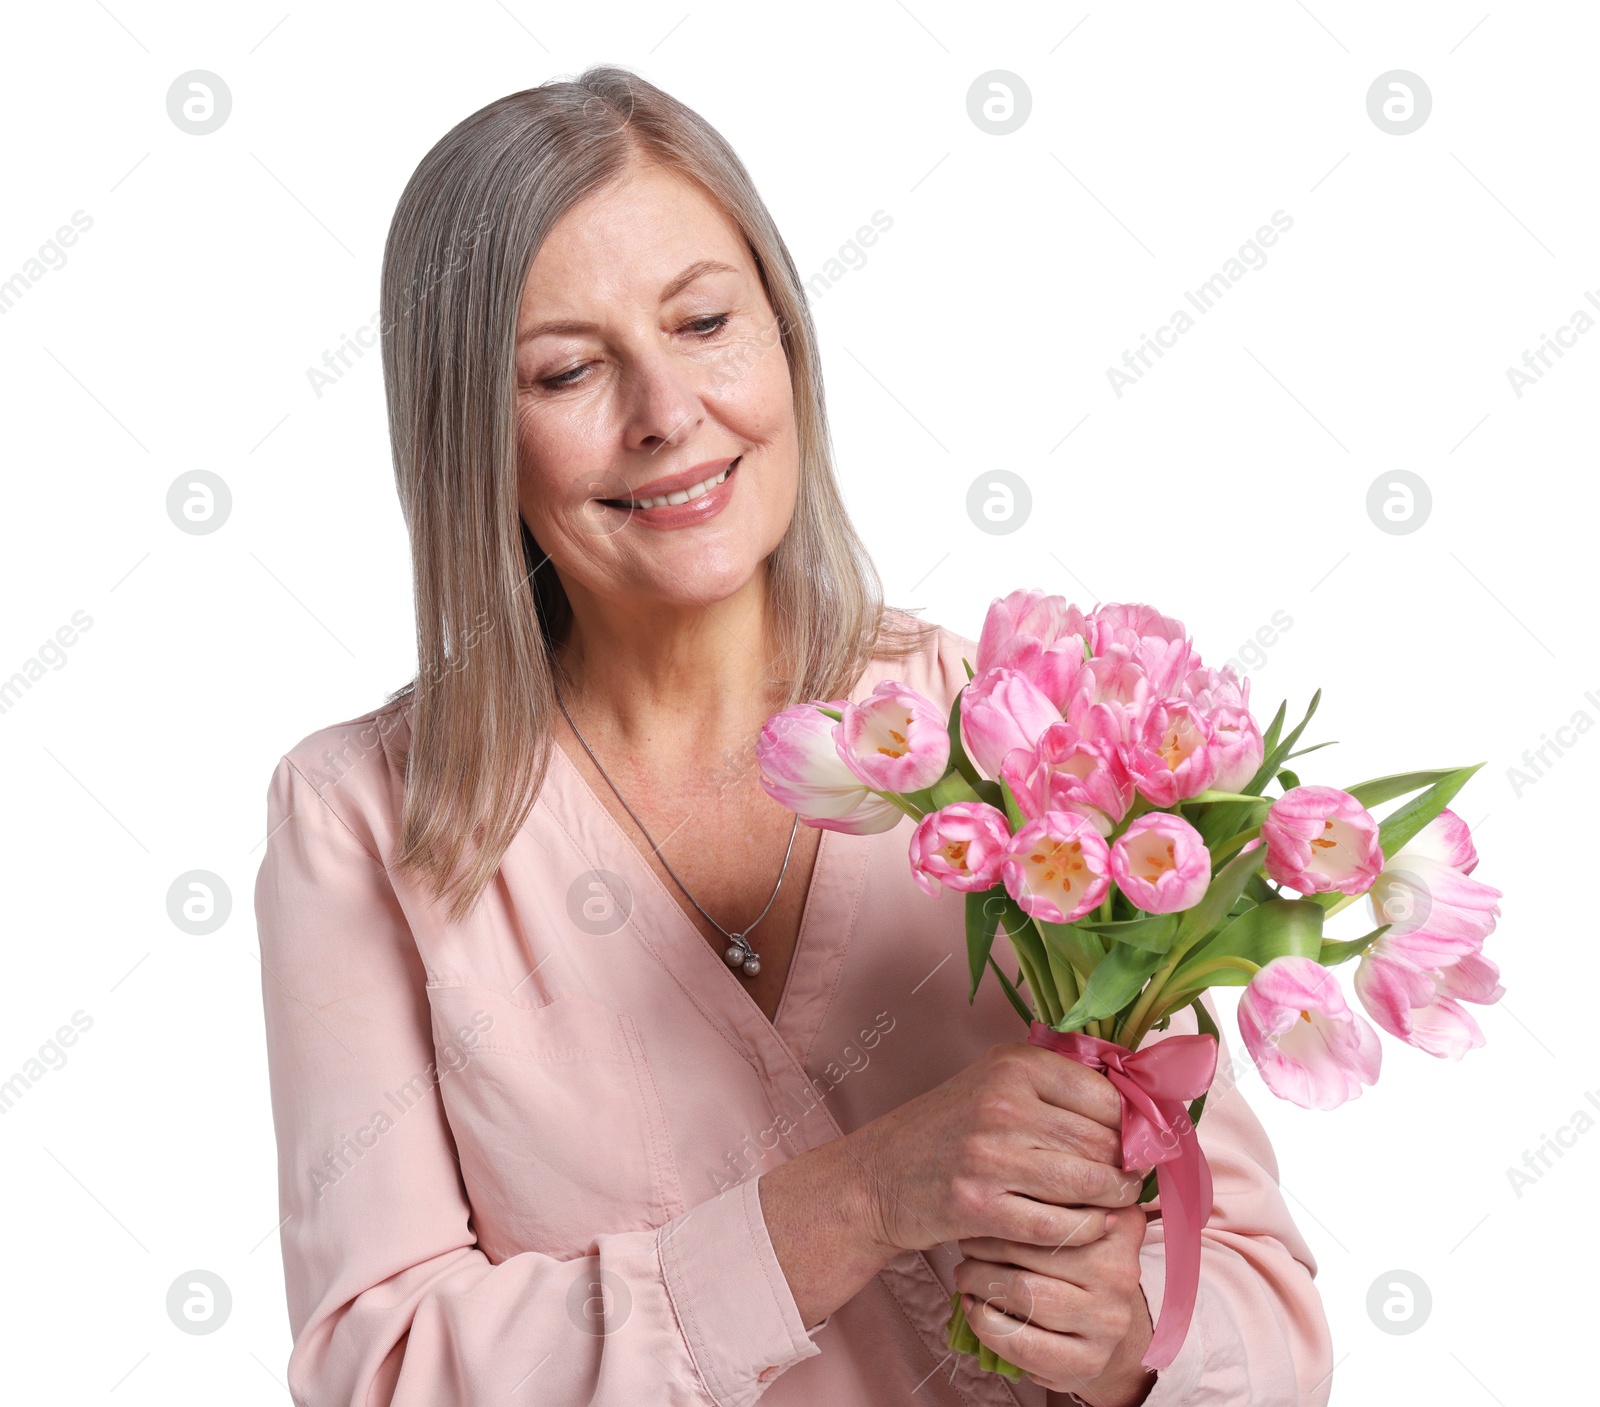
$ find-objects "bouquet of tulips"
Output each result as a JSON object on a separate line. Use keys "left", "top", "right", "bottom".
{"left": 755, "top": 591, "right": 1503, "bottom": 1377}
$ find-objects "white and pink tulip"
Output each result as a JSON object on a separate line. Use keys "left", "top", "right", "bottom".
{"left": 1262, "top": 786, "right": 1384, "bottom": 895}
{"left": 1237, "top": 955, "right": 1383, "bottom": 1109}
{"left": 755, "top": 702, "right": 905, "bottom": 834}
{"left": 1000, "top": 809, "right": 1113, "bottom": 924}
{"left": 1124, "top": 699, "right": 1219, "bottom": 807}
{"left": 908, "top": 802, "right": 1013, "bottom": 897}
{"left": 1353, "top": 809, "right": 1505, "bottom": 1058}
{"left": 1110, "top": 813, "right": 1212, "bottom": 914}
{"left": 835, "top": 681, "right": 951, "bottom": 793}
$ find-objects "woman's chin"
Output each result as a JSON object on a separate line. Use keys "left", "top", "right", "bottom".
{"left": 619, "top": 557, "right": 768, "bottom": 612}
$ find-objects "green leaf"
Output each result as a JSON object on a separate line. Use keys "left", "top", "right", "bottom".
{"left": 1070, "top": 912, "right": 1181, "bottom": 954}
{"left": 965, "top": 889, "right": 1008, "bottom": 1001}
{"left": 962, "top": 657, "right": 975, "bottom": 680}
{"left": 930, "top": 770, "right": 982, "bottom": 809}
{"left": 1249, "top": 689, "right": 1322, "bottom": 792}
{"left": 1182, "top": 996, "right": 1221, "bottom": 1131}
{"left": 1166, "top": 898, "right": 1325, "bottom": 992}
{"left": 986, "top": 953, "right": 1033, "bottom": 1022}
{"left": 1283, "top": 740, "right": 1338, "bottom": 762}
{"left": 1192, "top": 691, "right": 1321, "bottom": 847}
{"left": 1036, "top": 916, "right": 1105, "bottom": 968}
{"left": 1378, "top": 762, "right": 1484, "bottom": 858}
{"left": 814, "top": 704, "right": 843, "bottom": 722}
{"left": 1244, "top": 872, "right": 1279, "bottom": 905}
{"left": 1259, "top": 700, "right": 1287, "bottom": 757}
{"left": 1188, "top": 790, "right": 1275, "bottom": 806}
{"left": 1038, "top": 930, "right": 1082, "bottom": 1010}
{"left": 995, "top": 894, "right": 1051, "bottom": 974}
{"left": 1172, "top": 843, "right": 1270, "bottom": 951}
{"left": 998, "top": 776, "right": 1027, "bottom": 832}
{"left": 1319, "top": 922, "right": 1390, "bottom": 965}
{"left": 901, "top": 784, "right": 937, "bottom": 814}
{"left": 1277, "top": 769, "right": 1300, "bottom": 790}
{"left": 944, "top": 686, "right": 993, "bottom": 800}
{"left": 1055, "top": 942, "right": 1165, "bottom": 1031}
{"left": 1342, "top": 768, "right": 1465, "bottom": 811}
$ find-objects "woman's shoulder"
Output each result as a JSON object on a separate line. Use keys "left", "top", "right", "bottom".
{"left": 860, "top": 607, "right": 978, "bottom": 709}
{"left": 262, "top": 693, "right": 413, "bottom": 855}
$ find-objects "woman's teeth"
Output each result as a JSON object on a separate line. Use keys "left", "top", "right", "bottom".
{"left": 631, "top": 464, "right": 731, "bottom": 509}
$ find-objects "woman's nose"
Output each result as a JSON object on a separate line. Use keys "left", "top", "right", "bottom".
{"left": 621, "top": 346, "right": 707, "bottom": 455}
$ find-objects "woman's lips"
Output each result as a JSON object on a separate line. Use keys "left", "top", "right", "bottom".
{"left": 599, "top": 456, "right": 741, "bottom": 530}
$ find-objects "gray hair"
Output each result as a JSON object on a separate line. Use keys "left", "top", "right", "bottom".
{"left": 377, "top": 63, "right": 934, "bottom": 920}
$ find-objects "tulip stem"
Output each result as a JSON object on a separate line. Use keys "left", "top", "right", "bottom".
{"left": 1322, "top": 890, "right": 1361, "bottom": 918}
{"left": 1211, "top": 825, "right": 1262, "bottom": 862}
{"left": 877, "top": 790, "right": 928, "bottom": 822}
{"left": 1013, "top": 945, "right": 1057, "bottom": 1026}
{"left": 1164, "top": 955, "right": 1260, "bottom": 983}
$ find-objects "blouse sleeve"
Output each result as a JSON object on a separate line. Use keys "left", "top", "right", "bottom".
{"left": 1118, "top": 994, "right": 1335, "bottom": 1406}
{"left": 253, "top": 754, "right": 822, "bottom": 1407}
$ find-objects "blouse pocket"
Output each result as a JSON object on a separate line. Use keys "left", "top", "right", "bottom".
{"left": 425, "top": 982, "right": 684, "bottom": 1261}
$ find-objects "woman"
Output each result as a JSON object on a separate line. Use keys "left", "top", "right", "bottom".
{"left": 255, "top": 65, "right": 1333, "bottom": 1406}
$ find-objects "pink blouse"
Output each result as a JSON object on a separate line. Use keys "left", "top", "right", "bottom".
{"left": 254, "top": 620, "right": 1334, "bottom": 1406}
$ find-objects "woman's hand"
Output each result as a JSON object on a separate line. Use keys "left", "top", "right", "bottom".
{"left": 954, "top": 1214, "right": 1158, "bottom": 1407}
{"left": 851, "top": 1040, "right": 1147, "bottom": 1255}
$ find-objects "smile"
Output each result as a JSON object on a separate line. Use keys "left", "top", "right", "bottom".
{"left": 607, "top": 462, "right": 733, "bottom": 510}
{"left": 594, "top": 456, "right": 742, "bottom": 530}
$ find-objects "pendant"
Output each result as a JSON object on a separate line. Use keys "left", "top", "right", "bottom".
{"left": 724, "top": 937, "right": 761, "bottom": 977}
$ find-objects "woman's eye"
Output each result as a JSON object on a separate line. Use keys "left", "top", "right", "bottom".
{"left": 538, "top": 363, "right": 587, "bottom": 389}
{"left": 532, "top": 315, "right": 730, "bottom": 390}
{"left": 685, "top": 312, "right": 731, "bottom": 337}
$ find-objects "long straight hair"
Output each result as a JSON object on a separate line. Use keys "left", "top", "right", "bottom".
{"left": 378, "top": 64, "right": 935, "bottom": 922}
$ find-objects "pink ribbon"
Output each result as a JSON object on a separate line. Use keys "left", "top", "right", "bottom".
{"left": 1026, "top": 1020, "right": 1217, "bottom": 1371}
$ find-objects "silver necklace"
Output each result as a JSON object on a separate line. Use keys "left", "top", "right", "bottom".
{"left": 553, "top": 684, "right": 798, "bottom": 978}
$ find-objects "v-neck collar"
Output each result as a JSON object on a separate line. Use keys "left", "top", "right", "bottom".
{"left": 542, "top": 734, "right": 868, "bottom": 1070}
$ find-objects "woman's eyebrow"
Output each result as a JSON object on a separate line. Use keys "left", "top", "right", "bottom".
{"left": 517, "top": 258, "right": 740, "bottom": 343}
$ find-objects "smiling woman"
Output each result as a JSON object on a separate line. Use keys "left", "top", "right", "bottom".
{"left": 254, "top": 63, "right": 1333, "bottom": 1407}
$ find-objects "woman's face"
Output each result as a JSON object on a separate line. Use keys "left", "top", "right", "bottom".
{"left": 513, "top": 161, "right": 799, "bottom": 620}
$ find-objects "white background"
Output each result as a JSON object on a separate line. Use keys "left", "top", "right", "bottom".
{"left": 1, "top": 1, "right": 1591, "bottom": 1401}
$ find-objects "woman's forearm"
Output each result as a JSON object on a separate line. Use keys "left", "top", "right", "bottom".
{"left": 758, "top": 1131, "right": 898, "bottom": 1329}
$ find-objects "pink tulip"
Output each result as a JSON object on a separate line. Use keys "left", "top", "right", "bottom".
{"left": 1262, "top": 786, "right": 1384, "bottom": 895}
{"left": 1207, "top": 703, "right": 1265, "bottom": 794}
{"left": 1181, "top": 661, "right": 1249, "bottom": 714}
{"left": 1124, "top": 699, "right": 1218, "bottom": 806}
{"left": 1079, "top": 649, "right": 1156, "bottom": 730}
{"left": 1237, "top": 956, "right": 1383, "bottom": 1109}
{"left": 974, "top": 589, "right": 1091, "bottom": 712}
{"left": 756, "top": 702, "right": 904, "bottom": 834}
{"left": 1354, "top": 809, "right": 1505, "bottom": 1058}
{"left": 959, "top": 667, "right": 1062, "bottom": 781}
{"left": 999, "top": 718, "right": 1133, "bottom": 829}
{"left": 1110, "top": 813, "right": 1212, "bottom": 914}
{"left": 1087, "top": 603, "right": 1197, "bottom": 700}
{"left": 836, "top": 681, "right": 950, "bottom": 793}
{"left": 1000, "top": 810, "right": 1112, "bottom": 924}
{"left": 908, "top": 802, "right": 1013, "bottom": 897}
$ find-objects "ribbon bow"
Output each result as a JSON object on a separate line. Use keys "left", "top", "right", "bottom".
{"left": 1026, "top": 1020, "right": 1217, "bottom": 1371}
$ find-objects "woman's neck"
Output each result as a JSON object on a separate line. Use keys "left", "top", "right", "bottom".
{"left": 552, "top": 571, "right": 781, "bottom": 746}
